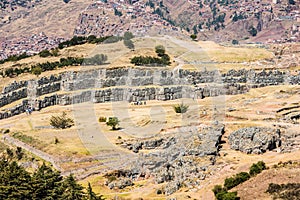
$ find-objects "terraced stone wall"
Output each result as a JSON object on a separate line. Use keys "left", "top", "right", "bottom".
{"left": 0, "top": 68, "right": 300, "bottom": 120}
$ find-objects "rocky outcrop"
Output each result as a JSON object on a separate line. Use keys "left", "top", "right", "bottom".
{"left": 228, "top": 127, "right": 281, "bottom": 154}
{"left": 111, "top": 125, "right": 224, "bottom": 195}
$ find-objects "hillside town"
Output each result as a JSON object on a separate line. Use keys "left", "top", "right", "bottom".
{"left": 0, "top": 0, "right": 299, "bottom": 59}
{"left": 0, "top": 32, "right": 64, "bottom": 60}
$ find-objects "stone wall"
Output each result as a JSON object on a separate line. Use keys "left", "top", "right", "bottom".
{"left": 0, "top": 67, "right": 300, "bottom": 120}
{"left": 1, "top": 81, "right": 27, "bottom": 94}
{"left": 0, "top": 88, "right": 27, "bottom": 107}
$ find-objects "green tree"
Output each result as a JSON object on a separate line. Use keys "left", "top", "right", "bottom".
{"left": 0, "top": 157, "right": 103, "bottom": 199}
{"left": 123, "top": 31, "right": 134, "bottom": 40}
{"left": 87, "top": 182, "right": 104, "bottom": 200}
{"left": 61, "top": 174, "right": 86, "bottom": 200}
{"left": 155, "top": 45, "right": 166, "bottom": 57}
{"left": 0, "top": 161, "right": 32, "bottom": 199}
{"left": 106, "top": 117, "right": 120, "bottom": 130}
{"left": 31, "top": 163, "right": 64, "bottom": 199}
{"left": 123, "top": 39, "right": 135, "bottom": 50}
{"left": 51, "top": 48, "right": 60, "bottom": 57}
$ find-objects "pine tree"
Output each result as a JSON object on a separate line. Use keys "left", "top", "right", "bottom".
{"left": 31, "top": 163, "right": 64, "bottom": 199}
{"left": 0, "top": 161, "right": 32, "bottom": 199}
{"left": 87, "top": 182, "right": 104, "bottom": 200}
{"left": 61, "top": 174, "right": 86, "bottom": 200}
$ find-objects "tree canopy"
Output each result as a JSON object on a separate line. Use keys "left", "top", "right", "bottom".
{"left": 0, "top": 155, "right": 104, "bottom": 199}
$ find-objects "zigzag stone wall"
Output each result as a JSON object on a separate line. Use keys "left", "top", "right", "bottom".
{"left": 0, "top": 67, "right": 300, "bottom": 120}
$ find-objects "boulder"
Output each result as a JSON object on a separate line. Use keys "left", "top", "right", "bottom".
{"left": 228, "top": 127, "right": 281, "bottom": 154}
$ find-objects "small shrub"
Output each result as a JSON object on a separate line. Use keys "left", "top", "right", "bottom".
{"left": 99, "top": 116, "right": 107, "bottom": 122}
{"left": 232, "top": 40, "right": 239, "bottom": 45}
{"left": 15, "top": 147, "right": 24, "bottom": 160}
{"left": 3, "top": 129, "right": 10, "bottom": 134}
{"left": 6, "top": 148, "right": 14, "bottom": 158}
{"left": 156, "top": 189, "right": 163, "bottom": 195}
{"left": 215, "top": 190, "right": 240, "bottom": 200}
{"left": 54, "top": 137, "right": 59, "bottom": 144}
{"left": 50, "top": 112, "right": 74, "bottom": 129}
{"left": 173, "top": 103, "right": 189, "bottom": 113}
{"left": 107, "top": 175, "right": 117, "bottom": 183}
{"left": 190, "top": 34, "right": 197, "bottom": 41}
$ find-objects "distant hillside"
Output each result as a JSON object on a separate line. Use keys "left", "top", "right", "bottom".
{"left": 0, "top": 0, "right": 299, "bottom": 59}
{"left": 0, "top": 0, "right": 90, "bottom": 39}
{"left": 150, "top": 0, "right": 299, "bottom": 43}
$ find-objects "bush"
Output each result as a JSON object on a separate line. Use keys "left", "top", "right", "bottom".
{"left": 248, "top": 26, "right": 257, "bottom": 37}
{"left": 267, "top": 183, "right": 300, "bottom": 200}
{"left": 83, "top": 54, "right": 108, "bottom": 65}
{"left": 3, "top": 129, "right": 10, "bottom": 134}
{"left": 249, "top": 161, "right": 266, "bottom": 176}
{"left": 106, "top": 117, "right": 119, "bottom": 130}
{"left": 98, "top": 116, "right": 107, "bottom": 122}
{"left": 213, "top": 185, "right": 226, "bottom": 195}
{"left": 54, "top": 137, "right": 59, "bottom": 144}
{"left": 51, "top": 48, "right": 60, "bottom": 57}
{"left": 31, "top": 66, "right": 42, "bottom": 76}
{"left": 218, "top": 191, "right": 240, "bottom": 200}
{"left": 38, "top": 50, "right": 52, "bottom": 57}
{"left": 190, "top": 34, "right": 197, "bottom": 40}
{"left": 232, "top": 40, "right": 239, "bottom": 45}
{"left": 173, "top": 103, "right": 189, "bottom": 113}
{"left": 130, "top": 45, "right": 171, "bottom": 66}
{"left": 15, "top": 147, "right": 24, "bottom": 160}
{"left": 123, "top": 39, "right": 135, "bottom": 50}
{"left": 50, "top": 112, "right": 74, "bottom": 129}
{"left": 156, "top": 189, "right": 163, "bottom": 195}
{"left": 224, "top": 172, "right": 250, "bottom": 190}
